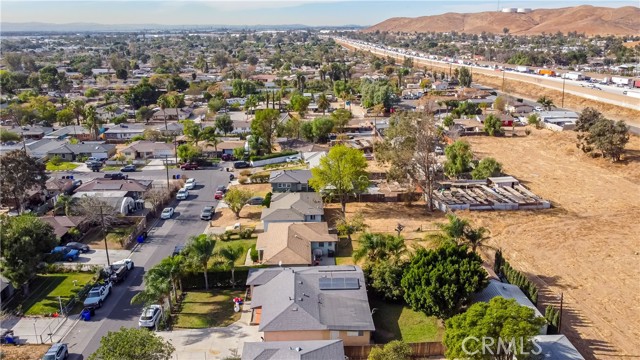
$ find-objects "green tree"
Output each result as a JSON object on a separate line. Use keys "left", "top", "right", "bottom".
{"left": 309, "top": 145, "right": 368, "bottom": 213}
{"left": 335, "top": 212, "right": 368, "bottom": 243}
{"left": 157, "top": 95, "right": 170, "bottom": 130}
{"left": 527, "top": 113, "right": 541, "bottom": 129}
{"left": 84, "top": 88, "right": 99, "bottom": 98}
{"left": 443, "top": 297, "right": 546, "bottom": 360}
{"left": 131, "top": 262, "right": 174, "bottom": 309}
{"left": 493, "top": 96, "right": 507, "bottom": 113}
{"left": 136, "top": 106, "right": 154, "bottom": 123}
{"left": 330, "top": 108, "right": 352, "bottom": 133}
{"left": 182, "top": 119, "right": 202, "bottom": 145}
{"left": 56, "top": 108, "right": 75, "bottom": 126}
{"left": 316, "top": 92, "right": 330, "bottom": 114}
{"left": 588, "top": 118, "right": 629, "bottom": 162}
{"left": 0, "top": 215, "right": 58, "bottom": 294}
{"left": 224, "top": 187, "right": 253, "bottom": 219}
{"left": 483, "top": 115, "right": 503, "bottom": 136}
{"left": 436, "top": 213, "right": 470, "bottom": 244}
{"left": 444, "top": 140, "right": 473, "bottom": 178}
{"left": 537, "top": 95, "right": 555, "bottom": 111}
{"left": 215, "top": 114, "right": 234, "bottom": 135}
{"left": 471, "top": 157, "right": 503, "bottom": 179}
{"left": 353, "top": 233, "right": 407, "bottom": 263}
{"left": 217, "top": 244, "right": 245, "bottom": 284}
{"left": 462, "top": 226, "right": 490, "bottom": 254}
{"left": 443, "top": 115, "right": 455, "bottom": 128}
{"left": 311, "top": 117, "right": 335, "bottom": 143}
{"left": 360, "top": 80, "right": 393, "bottom": 109}
{"left": 176, "top": 144, "right": 202, "bottom": 162}
{"left": 401, "top": 243, "right": 487, "bottom": 319}
{"left": 458, "top": 66, "right": 473, "bottom": 87}
{"left": 122, "top": 78, "right": 160, "bottom": 109}
{"left": 368, "top": 340, "right": 411, "bottom": 360}
{"left": 83, "top": 105, "right": 102, "bottom": 140}
{"left": 184, "top": 234, "right": 216, "bottom": 290}
{"left": 289, "top": 93, "right": 311, "bottom": 116}
{"left": 0, "top": 150, "right": 47, "bottom": 211}
{"left": 88, "top": 327, "right": 175, "bottom": 360}
{"left": 366, "top": 259, "right": 407, "bottom": 301}
{"left": 54, "top": 194, "right": 75, "bottom": 216}
{"left": 208, "top": 98, "right": 227, "bottom": 113}
{"left": 0, "top": 129, "right": 21, "bottom": 143}
{"left": 251, "top": 109, "right": 280, "bottom": 154}
{"left": 71, "top": 99, "right": 85, "bottom": 126}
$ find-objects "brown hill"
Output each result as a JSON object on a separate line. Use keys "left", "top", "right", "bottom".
{"left": 365, "top": 5, "right": 640, "bottom": 36}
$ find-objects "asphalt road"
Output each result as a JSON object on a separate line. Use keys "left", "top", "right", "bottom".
{"left": 60, "top": 167, "right": 232, "bottom": 359}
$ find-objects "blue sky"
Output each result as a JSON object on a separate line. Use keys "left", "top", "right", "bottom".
{"left": 1, "top": 1, "right": 637, "bottom": 26}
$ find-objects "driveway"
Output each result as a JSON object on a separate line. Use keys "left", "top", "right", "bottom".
{"left": 157, "top": 303, "right": 261, "bottom": 360}
{"left": 142, "top": 159, "right": 174, "bottom": 171}
{"left": 56, "top": 249, "right": 132, "bottom": 268}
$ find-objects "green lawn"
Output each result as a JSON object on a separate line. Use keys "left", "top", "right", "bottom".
{"left": 46, "top": 162, "right": 79, "bottom": 171}
{"left": 23, "top": 273, "right": 95, "bottom": 315}
{"left": 335, "top": 236, "right": 355, "bottom": 265}
{"left": 211, "top": 239, "right": 256, "bottom": 266}
{"left": 370, "top": 295, "right": 444, "bottom": 343}
{"left": 173, "top": 289, "right": 244, "bottom": 328}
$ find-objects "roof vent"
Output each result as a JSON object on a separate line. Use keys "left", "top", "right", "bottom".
{"left": 298, "top": 281, "right": 303, "bottom": 285}
{"left": 295, "top": 347, "right": 302, "bottom": 352}
{"left": 292, "top": 307, "right": 298, "bottom": 311}
{"left": 298, "top": 297, "right": 303, "bottom": 301}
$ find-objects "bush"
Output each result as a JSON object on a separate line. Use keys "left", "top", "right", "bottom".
{"left": 263, "top": 192, "right": 272, "bottom": 208}
{"left": 249, "top": 150, "right": 297, "bottom": 162}
{"left": 49, "top": 155, "right": 63, "bottom": 166}
{"left": 239, "top": 227, "right": 254, "bottom": 239}
{"left": 239, "top": 169, "right": 252, "bottom": 177}
{"left": 249, "top": 173, "right": 269, "bottom": 183}
{"left": 238, "top": 176, "right": 249, "bottom": 184}
{"left": 250, "top": 245, "right": 259, "bottom": 262}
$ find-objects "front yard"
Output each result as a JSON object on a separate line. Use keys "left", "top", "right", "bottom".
{"left": 173, "top": 289, "right": 244, "bottom": 329}
{"left": 21, "top": 273, "right": 95, "bottom": 316}
{"left": 214, "top": 239, "right": 257, "bottom": 266}
{"left": 369, "top": 295, "right": 444, "bottom": 343}
{"left": 82, "top": 225, "right": 137, "bottom": 250}
{"left": 45, "top": 162, "right": 79, "bottom": 171}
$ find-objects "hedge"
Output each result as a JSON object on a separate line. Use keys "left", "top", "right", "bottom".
{"left": 249, "top": 173, "right": 270, "bottom": 183}
{"left": 180, "top": 267, "right": 252, "bottom": 289}
{"left": 494, "top": 249, "right": 539, "bottom": 305}
{"left": 250, "top": 150, "right": 297, "bottom": 162}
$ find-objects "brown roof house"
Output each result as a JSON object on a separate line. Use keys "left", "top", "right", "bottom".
{"left": 261, "top": 193, "right": 324, "bottom": 231}
{"left": 257, "top": 222, "right": 337, "bottom": 266}
{"left": 246, "top": 266, "right": 375, "bottom": 346}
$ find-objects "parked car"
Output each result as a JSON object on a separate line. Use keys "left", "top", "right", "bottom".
{"left": 108, "top": 263, "right": 128, "bottom": 284}
{"left": 112, "top": 258, "right": 134, "bottom": 270}
{"left": 176, "top": 188, "right": 189, "bottom": 200}
{"left": 184, "top": 178, "right": 196, "bottom": 190}
{"left": 221, "top": 154, "right": 235, "bottom": 161}
{"left": 104, "top": 173, "right": 128, "bottom": 180}
{"left": 83, "top": 282, "right": 112, "bottom": 309}
{"left": 229, "top": 174, "right": 235, "bottom": 180}
{"left": 51, "top": 246, "right": 80, "bottom": 262}
{"left": 216, "top": 185, "right": 227, "bottom": 193}
{"left": 42, "top": 343, "right": 69, "bottom": 360}
{"left": 200, "top": 206, "right": 214, "bottom": 220}
{"left": 246, "top": 197, "right": 264, "bottom": 205}
{"left": 86, "top": 157, "right": 101, "bottom": 163}
{"left": 180, "top": 162, "right": 199, "bottom": 170}
{"left": 286, "top": 155, "right": 301, "bottom": 163}
{"left": 160, "top": 207, "right": 174, "bottom": 219}
{"left": 172, "top": 244, "right": 185, "bottom": 256}
{"left": 214, "top": 190, "right": 224, "bottom": 200}
{"left": 138, "top": 305, "right": 163, "bottom": 329}
{"left": 120, "top": 165, "right": 136, "bottom": 172}
{"left": 233, "top": 161, "right": 250, "bottom": 169}
{"left": 65, "top": 242, "right": 90, "bottom": 253}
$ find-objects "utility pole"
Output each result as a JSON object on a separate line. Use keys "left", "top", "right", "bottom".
{"left": 100, "top": 206, "right": 111, "bottom": 266}
{"left": 501, "top": 71, "right": 506, "bottom": 92}
{"left": 561, "top": 77, "right": 566, "bottom": 108}
{"left": 164, "top": 156, "right": 170, "bottom": 190}
{"left": 173, "top": 134, "right": 178, "bottom": 165}
{"left": 558, "top": 292, "right": 564, "bottom": 332}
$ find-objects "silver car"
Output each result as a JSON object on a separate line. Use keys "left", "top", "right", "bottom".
{"left": 139, "top": 305, "right": 163, "bottom": 329}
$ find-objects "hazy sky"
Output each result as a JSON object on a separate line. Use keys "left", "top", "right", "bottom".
{"left": 2, "top": 0, "right": 637, "bottom": 26}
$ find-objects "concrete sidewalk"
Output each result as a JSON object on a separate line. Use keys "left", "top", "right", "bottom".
{"left": 157, "top": 303, "right": 260, "bottom": 360}
{"left": 1, "top": 314, "right": 79, "bottom": 345}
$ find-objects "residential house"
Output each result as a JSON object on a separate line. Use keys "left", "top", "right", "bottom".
{"left": 256, "top": 222, "right": 337, "bottom": 266}
{"left": 102, "top": 124, "right": 145, "bottom": 141}
{"left": 2, "top": 125, "right": 53, "bottom": 140}
{"left": 302, "top": 151, "right": 327, "bottom": 169}
{"left": 151, "top": 108, "right": 193, "bottom": 122}
{"left": 475, "top": 114, "right": 515, "bottom": 127}
{"left": 537, "top": 111, "right": 579, "bottom": 131}
{"left": 247, "top": 266, "right": 375, "bottom": 345}
{"left": 45, "top": 178, "right": 76, "bottom": 203}
{"left": 473, "top": 279, "right": 548, "bottom": 334}
{"left": 154, "top": 122, "right": 184, "bottom": 136}
{"left": 121, "top": 141, "right": 174, "bottom": 159}
{"left": 261, "top": 193, "right": 324, "bottom": 231}
{"left": 47, "top": 143, "right": 116, "bottom": 161}
{"left": 507, "top": 102, "right": 534, "bottom": 114}
{"left": 72, "top": 191, "right": 139, "bottom": 215}
{"left": 242, "top": 340, "right": 345, "bottom": 360}
{"left": 449, "top": 119, "right": 484, "bottom": 136}
{"left": 201, "top": 139, "right": 245, "bottom": 158}
{"left": 43, "top": 126, "right": 93, "bottom": 141}
{"left": 74, "top": 178, "right": 152, "bottom": 200}
{"left": 532, "top": 335, "right": 585, "bottom": 360}
{"left": 432, "top": 81, "right": 449, "bottom": 91}
{"left": 269, "top": 170, "right": 313, "bottom": 193}
{"left": 26, "top": 139, "right": 69, "bottom": 159}
{"left": 40, "top": 216, "right": 85, "bottom": 241}
{"left": 96, "top": 105, "right": 125, "bottom": 120}
{"left": 230, "top": 120, "right": 251, "bottom": 135}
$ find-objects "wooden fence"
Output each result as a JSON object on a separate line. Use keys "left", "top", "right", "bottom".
{"left": 344, "top": 342, "right": 445, "bottom": 360}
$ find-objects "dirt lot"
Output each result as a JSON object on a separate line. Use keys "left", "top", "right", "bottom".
{"left": 328, "top": 129, "right": 639, "bottom": 359}
{"left": 0, "top": 344, "right": 49, "bottom": 360}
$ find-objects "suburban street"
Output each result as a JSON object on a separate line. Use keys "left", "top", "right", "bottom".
{"left": 55, "top": 167, "right": 232, "bottom": 359}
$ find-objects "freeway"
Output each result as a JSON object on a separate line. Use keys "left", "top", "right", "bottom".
{"left": 62, "top": 167, "right": 231, "bottom": 359}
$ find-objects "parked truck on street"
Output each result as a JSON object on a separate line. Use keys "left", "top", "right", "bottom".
{"left": 83, "top": 282, "right": 112, "bottom": 309}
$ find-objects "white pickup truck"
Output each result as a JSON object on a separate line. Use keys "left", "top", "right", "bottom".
{"left": 83, "top": 282, "right": 112, "bottom": 309}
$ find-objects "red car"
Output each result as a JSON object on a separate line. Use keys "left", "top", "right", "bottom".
{"left": 180, "top": 163, "right": 199, "bottom": 170}
{"left": 214, "top": 190, "right": 224, "bottom": 200}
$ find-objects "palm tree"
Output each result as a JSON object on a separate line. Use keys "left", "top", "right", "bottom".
{"left": 184, "top": 234, "right": 216, "bottom": 290}
{"left": 462, "top": 226, "right": 490, "bottom": 253}
{"left": 317, "top": 93, "right": 330, "bottom": 115}
{"left": 352, "top": 233, "right": 387, "bottom": 262}
{"left": 71, "top": 99, "right": 85, "bottom": 126}
{"left": 437, "top": 213, "right": 470, "bottom": 244}
{"left": 83, "top": 105, "right": 101, "bottom": 140}
{"left": 157, "top": 95, "right": 169, "bottom": 130}
{"left": 217, "top": 245, "right": 245, "bottom": 285}
{"left": 537, "top": 96, "right": 555, "bottom": 111}
{"left": 205, "top": 135, "right": 220, "bottom": 158}
{"left": 169, "top": 93, "right": 184, "bottom": 125}
{"left": 54, "top": 194, "right": 75, "bottom": 216}
{"left": 157, "top": 255, "right": 186, "bottom": 306}
{"left": 384, "top": 235, "right": 408, "bottom": 261}
{"left": 131, "top": 266, "right": 173, "bottom": 310}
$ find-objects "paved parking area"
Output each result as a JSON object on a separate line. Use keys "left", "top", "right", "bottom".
{"left": 57, "top": 249, "right": 132, "bottom": 268}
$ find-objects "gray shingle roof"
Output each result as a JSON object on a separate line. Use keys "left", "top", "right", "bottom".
{"left": 48, "top": 143, "right": 115, "bottom": 155}
{"left": 261, "top": 193, "right": 323, "bottom": 222}
{"left": 242, "top": 340, "right": 345, "bottom": 360}
{"left": 269, "top": 170, "right": 312, "bottom": 184}
{"left": 250, "top": 266, "right": 375, "bottom": 332}
{"left": 532, "top": 335, "right": 585, "bottom": 360}
{"left": 473, "top": 280, "right": 543, "bottom": 318}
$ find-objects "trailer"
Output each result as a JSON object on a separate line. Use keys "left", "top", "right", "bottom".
{"left": 600, "top": 77, "right": 610, "bottom": 85}
{"left": 537, "top": 69, "right": 556, "bottom": 77}
{"left": 623, "top": 91, "right": 640, "bottom": 99}
{"left": 611, "top": 76, "right": 632, "bottom": 86}
{"left": 516, "top": 66, "right": 529, "bottom": 73}
{"left": 633, "top": 79, "right": 640, "bottom": 89}
{"left": 563, "top": 72, "right": 584, "bottom": 81}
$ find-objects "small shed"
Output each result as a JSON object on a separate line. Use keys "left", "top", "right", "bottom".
{"left": 488, "top": 176, "right": 519, "bottom": 188}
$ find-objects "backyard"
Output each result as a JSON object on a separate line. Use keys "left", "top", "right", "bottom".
{"left": 369, "top": 295, "right": 444, "bottom": 343}
{"left": 214, "top": 238, "right": 257, "bottom": 266}
{"left": 19, "top": 273, "right": 95, "bottom": 315}
{"left": 173, "top": 289, "right": 244, "bottom": 329}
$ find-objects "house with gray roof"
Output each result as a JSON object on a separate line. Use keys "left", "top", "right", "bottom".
{"left": 242, "top": 340, "right": 345, "bottom": 360}
{"left": 256, "top": 222, "right": 337, "bottom": 266}
{"left": 102, "top": 124, "right": 145, "bottom": 141}
{"left": 269, "top": 170, "right": 313, "bottom": 193}
{"left": 47, "top": 143, "right": 116, "bottom": 161}
{"left": 121, "top": 141, "right": 174, "bottom": 159}
{"left": 247, "top": 266, "right": 375, "bottom": 346}
{"left": 531, "top": 335, "right": 585, "bottom": 360}
{"left": 43, "top": 125, "right": 93, "bottom": 141}
{"left": 261, "top": 193, "right": 324, "bottom": 231}
{"left": 473, "top": 279, "right": 547, "bottom": 334}
{"left": 74, "top": 178, "right": 152, "bottom": 200}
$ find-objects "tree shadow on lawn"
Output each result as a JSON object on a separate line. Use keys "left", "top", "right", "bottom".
{"left": 369, "top": 295, "right": 403, "bottom": 344}
{"left": 23, "top": 276, "right": 66, "bottom": 315}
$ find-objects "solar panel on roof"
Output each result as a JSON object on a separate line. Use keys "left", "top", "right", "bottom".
{"left": 319, "top": 277, "right": 360, "bottom": 290}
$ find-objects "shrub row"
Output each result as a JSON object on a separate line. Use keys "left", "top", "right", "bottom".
{"left": 249, "top": 173, "right": 269, "bottom": 183}
{"left": 249, "top": 150, "right": 297, "bottom": 162}
{"left": 494, "top": 249, "right": 539, "bottom": 305}
{"left": 180, "top": 267, "right": 252, "bottom": 289}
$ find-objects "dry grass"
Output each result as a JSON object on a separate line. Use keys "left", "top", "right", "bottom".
{"left": 234, "top": 183, "right": 272, "bottom": 197}
{"left": 0, "top": 344, "right": 50, "bottom": 360}
{"left": 215, "top": 207, "right": 262, "bottom": 229}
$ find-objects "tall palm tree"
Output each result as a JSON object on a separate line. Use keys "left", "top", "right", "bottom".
{"left": 353, "top": 233, "right": 388, "bottom": 263}
{"left": 54, "top": 194, "right": 75, "bottom": 216}
{"left": 157, "top": 255, "right": 186, "bottom": 306}
{"left": 131, "top": 266, "right": 173, "bottom": 310}
{"left": 437, "top": 213, "right": 470, "bottom": 244}
{"left": 537, "top": 96, "right": 555, "bottom": 111}
{"left": 317, "top": 93, "right": 330, "bottom": 115}
{"left": 462, "top": 226, "right": 490, "bottom": 253}
{"left": 71, "top": 99, "right": 85, "bottom": 126}
{"left": 157, "top": 95, "right": 169, "bottom": 130}
{"left": 185, "top": 234, "right": 216, "bottom": 290}
{"left": 169, "top": 93, "right": 184, "bottom": 125}
{"left": 83, "top": 105, "right": 101, "bottom": 140}
{"left": 217, "top": 245, "right": 245, "bottom": 285}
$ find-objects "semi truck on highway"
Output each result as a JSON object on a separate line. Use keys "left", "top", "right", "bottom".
{"left": 563, "top": 72, "right": 584, "bottom": 81}
{"left": 611, "top": 76, "right": 632, "bottom": 87}
{"left": 537, "top": 69, "right": 556, "bottom": 77}
{"left": 516, "top": 66, "right": 529, "bottom": 73}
